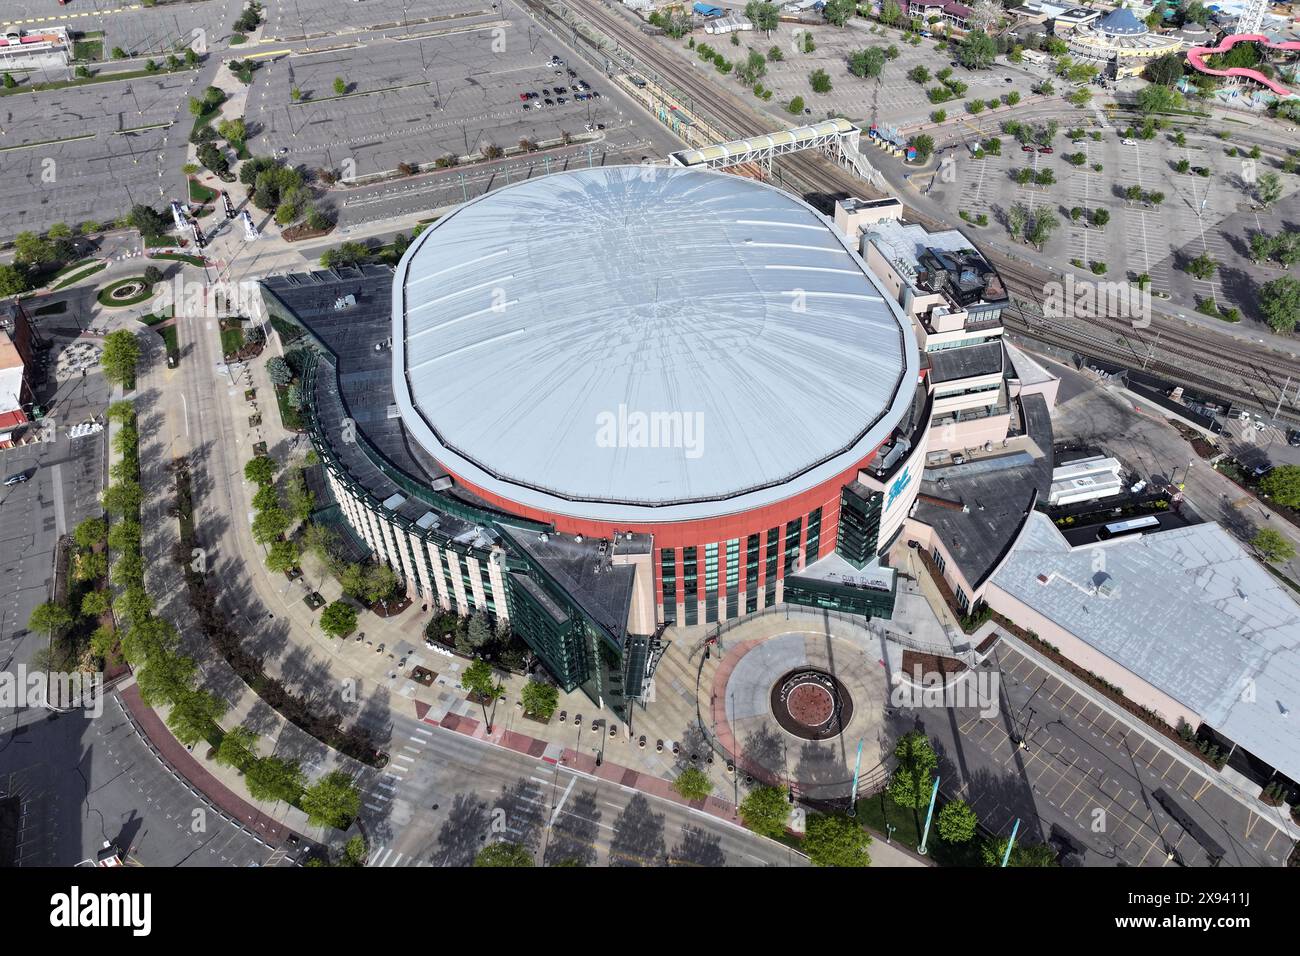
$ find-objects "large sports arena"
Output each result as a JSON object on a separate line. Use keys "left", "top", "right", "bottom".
{"left": 262, "top": 166, "right": 932, "bottom": 716}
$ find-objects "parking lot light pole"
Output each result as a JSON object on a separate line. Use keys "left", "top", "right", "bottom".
{"left": 917, "top": 776, "right": 940, "bottom": 855}
{"left": 1001, "top": 818, "right": 1021, "bottom": 867}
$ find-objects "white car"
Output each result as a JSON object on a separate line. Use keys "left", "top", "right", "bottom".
{"left": 1121, "top": 138, "right": 1137, "bottom": 146}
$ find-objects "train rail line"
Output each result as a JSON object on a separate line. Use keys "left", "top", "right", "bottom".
{"left": 537, "top": 0, "right": 1298, "bottom": 422}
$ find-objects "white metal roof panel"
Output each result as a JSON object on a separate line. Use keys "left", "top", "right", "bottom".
{"left": 392, "top": 165, "right": 916, "bottom": 523}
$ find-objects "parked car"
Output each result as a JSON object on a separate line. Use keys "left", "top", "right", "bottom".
{"left": 1038, "top": 145, "right": 1053, "bottom": 154}
{"left": 1021, "top": 144, "right": 1035, "bottom": 152}
{"left": 1121, "top": 138, "right": 1137, "bottom": 146}
{"left": 3, "top": 473, "right": 28, "bottom": 486}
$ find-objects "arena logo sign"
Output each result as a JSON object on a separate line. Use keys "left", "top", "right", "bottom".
{"left": 0, "top": 665, "right": 103, "bottom": 717}
{"left": 49, "top": 887, "right": 151, "bottom": 936}
{"left": 595, "top": 404, "right": 704, "bottom": 459}
{"left": 1042, "top": 275, "right": 1151, "bottom": 329}
{"left": 890, "top": 666, "right": 1000, "bottom": 719}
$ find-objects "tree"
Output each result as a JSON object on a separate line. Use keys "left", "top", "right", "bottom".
{"left": 674, "top": 767, "right": 714, "bottom": 800}
{"left": 333, "top": 77, "right": 347, "bottom": 96}
{"left": 804, "top": 812, "right": 872, "bottom": 866}
{"left": 879, "top": 0, "right": 903, "bottom": 25}
{"left": 736, "top": 49, "right": 767, "bottom": 85}
{"left": 14, "top": 232, "right": 59, "bottom": 266}
{"left": 127, "top": 204, "right": 169, "bottom": 239}
{"left": 74, "top": 516, "right": 107, "bottom": 550}
{"left": 461, "top": 659, "right": 503, "bottom": 731}
{"left": 786, "top": 95, "right": 805, "bottom": 115}
{"left": 958, "top": 29, "right": 997, "bottom": 70}
{"left": 217, "top": 117, "right": 247, "bottom": 148}
{"left": 100, "top": 330, "right": 141, "bottom": 388}
{"left": 937, "top": 800, "right": 978, "bottom": 843}
{"left": 822, "top": 0, "right": 855, "bottom": 26}
{"left": 285, "top": 469, "right": 314, "bottom": 522}
{"left": 215, "top": 725, "right": 259, "bottom": 768}
{"left": 301, "top": 770, "right": 361, "bottom": 829}
{"left": 266, "top": 355, "right": 293, "bottom": 386}
{"left": 888, "top": 730, "right": 937, "bottom": 809}
{"left": 466, "top": 611, "right": 493, "bottom": 650}
{"left": 245, "top": 755, "right": 304, "bottom": 803}
{"left": 362, "top": 562, "right": 399, "bottom": 604}
{"left": 911, "top": 133, "right": 935, "bottom": 163}
{"left": 744, "top": 1, "right": 780, "bottom": 34}
{"left": 103, "top": 480, "right": 143, "bottom": 517}
{"left": 809, "top": 69, "right": 832, "bottom": 94}
{"left": 1185, "top": 253, "right": 1217, "bottom": 279}
{"left": 908, "top": 64, "right": 931, "bottom": 84}
{"left": 165, "top": 687, "right": 226, "bottom": 746}
{"left": 1251, "top": 527, "right": 1296, "bottom": 564}
{"left": 0, "top": 264, "right": 29, "bottom": 298}
{"left": 475, "top": 842, "right": 534, "bottom": 867}
{"left": 1136, "top": 83, "right": 1183, "bottom": 114}
{"left": 266, "top": 539, "right": 300, "bottom": 573}
{"left": 244, "top": 455, "right": 276, "bottom": 486}
{"left": 81, "top": 590, "right": 111, "bottom": 619}
{"left": 738, "top": 785, "right": 789, "bottom": 837}
{"left": 1259, "top": 277, "right": 1300, "bottom": 334}
{"left": 29, "top": 602, "right": 73, "bottom": 639}
{"left": 1260, "top": 464, "right": 1300, "bottom": 506}
{"left": 1027, "top": 210, "right": 1058, "bottom": 249}
{"left": 982, "top": 838, "right": 1058, "bottom": 866}
{"left": 849, "top": 47, "right": 887, "bottom": 79}
{"left": 252, "top": 506, "right": 289, "bottom": 544}
{"left": 319, "top": 600, "right": 358, "bottom": 638}
{"left": 521, "top": 678, "right": 558, "bottom": 720}
{"left": 1257, "top": 171, "right": 1283, "bottom": 206}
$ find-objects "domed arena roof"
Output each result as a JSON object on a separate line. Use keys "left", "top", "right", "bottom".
{"left": 390, "top": 165, "right": 919, "bottom": 524}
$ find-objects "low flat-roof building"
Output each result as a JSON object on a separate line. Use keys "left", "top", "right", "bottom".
{"left": 1048, "top": 455, "right": 1125, "bottom": 505}
{"left": 986, "top": 511, "right": 1300, "bottom": 793}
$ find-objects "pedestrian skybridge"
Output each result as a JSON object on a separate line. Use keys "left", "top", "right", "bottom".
{"left": 669, "top": 118, "right": 884, "bottom": 188}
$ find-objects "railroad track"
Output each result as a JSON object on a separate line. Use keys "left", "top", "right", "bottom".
{"left": 536, "top": 0, "right": 1300, "bottom": 421}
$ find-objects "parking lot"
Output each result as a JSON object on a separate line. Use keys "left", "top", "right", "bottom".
{"left": 0, "top": 67, "right": 197, "bottom": 237}
{"left": 0, "top": 0, "right": 237, "bottom": 59}
{"left": 894, "top": 641, "right": 1294, "bottom": 866}
{"left": 670, "top": 20, "right": 1042, "bottom": 128}
{"left": 246, "top": 5, "right": 677, "bottom": 181}
{"left": 931, "top": 119, "right": 1300, "bottom": 326}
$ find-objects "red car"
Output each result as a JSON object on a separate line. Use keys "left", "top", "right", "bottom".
{"left": 1021, "top": 145, "right": 1035, "bottom": 152}
{"left": 1038, "top": 146, "right": 1054, "bottom": 154}
{"left": 519, "top": 92, "right": 529, "bottom": 101}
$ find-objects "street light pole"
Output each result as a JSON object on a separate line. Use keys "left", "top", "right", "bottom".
{"left": 917, "top": 776, "right": 940, "bottom": 855}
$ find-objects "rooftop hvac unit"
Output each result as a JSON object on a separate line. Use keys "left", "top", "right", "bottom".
{"left": 334, "top": 294, "right": 356, "bottom": 310}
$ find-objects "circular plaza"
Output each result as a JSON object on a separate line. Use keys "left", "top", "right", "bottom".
{"left": 704, "top": 609, "right": 890, "bottom": 801}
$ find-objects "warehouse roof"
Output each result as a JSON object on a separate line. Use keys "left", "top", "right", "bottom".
{"left": 392, "top": 165, "right": 918, "bottom": 524}
{"left": 992, "top": 512, "right": 1300, "bottom": 782}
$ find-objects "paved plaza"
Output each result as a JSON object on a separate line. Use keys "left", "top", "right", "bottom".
{"left": 711, "top": 627, "right": 889, "bottom": 802}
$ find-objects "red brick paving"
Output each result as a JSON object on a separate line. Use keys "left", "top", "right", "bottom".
{"left": 119, "top": 685, "right": 289, "bottom": 847}
{"left": 423, "top": 714, "right": 752, "bottom": 829}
